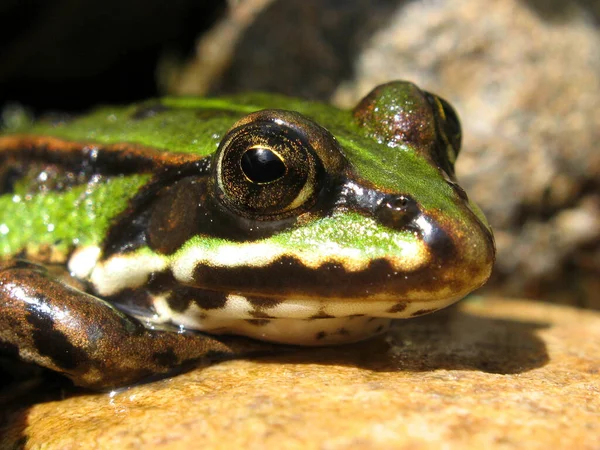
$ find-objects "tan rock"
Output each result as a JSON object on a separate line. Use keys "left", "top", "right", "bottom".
{"left": 1, "top": 297, "right": 599, "bottom": 449}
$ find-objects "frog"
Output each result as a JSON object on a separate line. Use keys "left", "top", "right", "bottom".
{"left": 0, "top": 81, "right": 495, "bottom": 389}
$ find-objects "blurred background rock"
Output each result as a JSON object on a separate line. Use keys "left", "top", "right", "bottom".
{"left": 1, "top": 0, "right": 598, "bottom": 308}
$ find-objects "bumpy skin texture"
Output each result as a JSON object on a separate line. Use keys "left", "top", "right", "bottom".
{"left": 0, "top": 81, "right": 495, "bottom": 388}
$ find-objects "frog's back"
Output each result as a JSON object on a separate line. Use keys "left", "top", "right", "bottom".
{"left": 0, "top": 98, "right": 235, "bottom": 260}
{"left": 0, "top": 94, "right": 351, "bottom": 261}
{"left": 1, "top": 93, "right": 347, "bottom": 155}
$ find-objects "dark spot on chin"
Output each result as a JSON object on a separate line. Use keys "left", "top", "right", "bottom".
{"left": 387, "top": 301, "right": 408, "bottom": 313}
{"left": 411, "top": 308, "right": 438, "bottom": 317}
{"left": 250, "top": 310, "right": 275, "bottom": 319}
{"left": 375, "top": 325, "right": 384, "bottom": 333}
{"left": 315, "top": 331, "right": 327, "bottom": 340}
{"left": 246, "top": 319, "right": 271, "bottom": 327}
{"left": 309, "top": 311, "right": 335, "bottom": 320}
{"left": 337, "top": 328, "right": 350, "bottom": 336}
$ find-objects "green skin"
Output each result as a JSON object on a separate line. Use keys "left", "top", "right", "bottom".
{"left": 0, "top": 81, "right": 495, "bottom": 389}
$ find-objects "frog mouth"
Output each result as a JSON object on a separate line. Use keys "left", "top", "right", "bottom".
{"left": 154, "top": 290, "right": 462, "bottom": 322}
{"left": 147, "top": 290, "right": 456, "bottom": 346}
{"left": 162, "top": 313, "right": 395, "bottom": 346}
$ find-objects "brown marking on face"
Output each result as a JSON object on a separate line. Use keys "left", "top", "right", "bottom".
{"left": 186, "top": 289, "right": 229, "bottom": 311}
{"left": 148, "top": 178, "right": 203, "bottom": 254}
{"left": 184, "top": 194, "right": 495, "bottom": 301}
{"left": 0, "top": 135, "right": 202, "bottom": 172}
{"left": 110, "top": 271, "right": 230, "bottom": 314}
{"left": 245, "top": 295, "right": 284, "bottom": 309}
{"left": 102, "top": 162, "right": 211, "bottom": 258}
{"left": 191, "top": 256, "right": 457, "bottom": 300}
{"left": 147, "top": 271, "right": 178, "bottom": 292}
{"left": 194, "top": 109, "right": 242, "bottom": 121}
{"left": 0, "top": 158, "right": 99, "bottom": 197}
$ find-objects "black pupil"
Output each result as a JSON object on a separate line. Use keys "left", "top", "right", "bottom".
{"left": 240, "top": 147, "right": 286, "bottom": 184}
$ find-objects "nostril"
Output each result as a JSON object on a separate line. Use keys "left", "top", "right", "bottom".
{"left": 389, "top": 195, "right": 410, "bottom": 209}
{"left": 376, "top": 195, "right": 420, "bottom": 230}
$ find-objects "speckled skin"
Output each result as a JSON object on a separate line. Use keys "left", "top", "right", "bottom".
{"left": 0, "top": 81, "right": 495, "bottom": 388}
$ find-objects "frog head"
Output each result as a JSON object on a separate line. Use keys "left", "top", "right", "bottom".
{"left": 155, "top": 81, "right": 495, "bottom": 342}
{"left": 84, "top": 81, "right": 494, "bottom": 345}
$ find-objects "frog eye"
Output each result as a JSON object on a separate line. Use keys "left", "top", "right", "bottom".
{"left": 214, "top": 110, "right": 323, "bottom": 218}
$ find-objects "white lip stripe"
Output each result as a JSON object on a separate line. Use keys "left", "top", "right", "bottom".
{"left": 90, "top": 252, "right": 168, "bottom": 296}
{"left": 171, "top": 240, "right": 428, "bottom": 284}
{"left": 68, "top": 246, "right": 101, "bottom": 279}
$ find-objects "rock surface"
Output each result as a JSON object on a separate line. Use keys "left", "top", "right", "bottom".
{"left": 1, "top": 297, "right": 599, "bottom": 449}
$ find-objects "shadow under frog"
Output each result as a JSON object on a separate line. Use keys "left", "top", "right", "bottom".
{"left": 0, "top": 302, "right": 549, "bottom": 396}
{"left": 0, "top": 303, "right": 549, "bottom": 446}
{"left": 255, "top": 303, "right": 550, "bottom": 375}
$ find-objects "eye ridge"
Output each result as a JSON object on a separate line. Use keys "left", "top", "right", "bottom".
{"left": 240, "top": 145, "right": 287, "bottom": 185}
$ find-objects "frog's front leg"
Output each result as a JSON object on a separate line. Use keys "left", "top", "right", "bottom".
{"left": 0, "top": 261, "right": 270, "bottom": 389}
